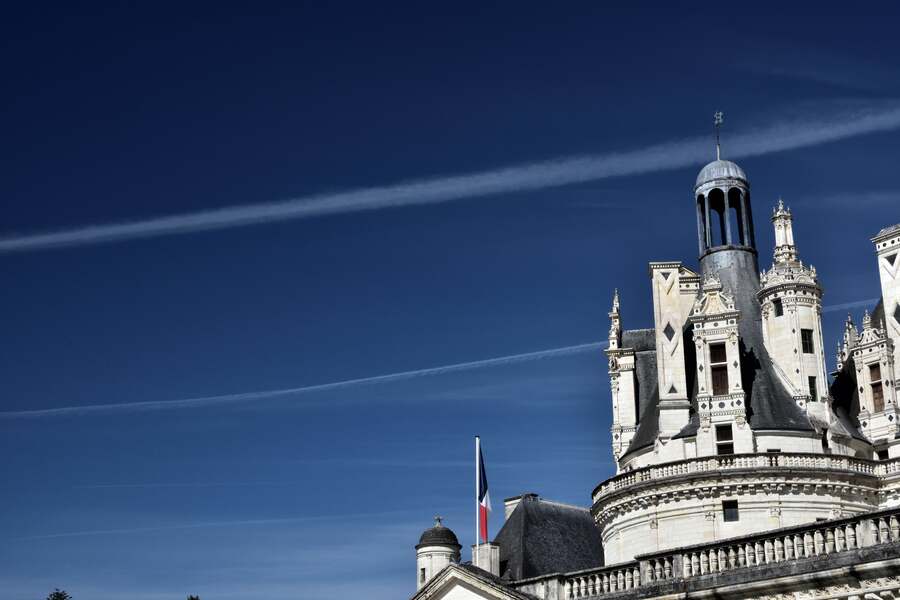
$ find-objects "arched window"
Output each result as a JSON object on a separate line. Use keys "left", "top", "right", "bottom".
{"left": 727, "top": 188, "right": 745, "bottom": 245}
{"left": 707, "top": 188, "right": 727, "bottom": 247}
{"left": 697, "top": 194, "right": 707, "bottom": 252}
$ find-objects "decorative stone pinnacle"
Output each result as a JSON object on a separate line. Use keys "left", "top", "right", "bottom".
{"left": 611, "top": 289, "right": 620, "bottom": 313}
{"left": 773, "top": 197, "right": 791, "bottom": 217}
{"left": 863, "top": 309, "right": 872, "bottom": 330}
{"left": 701, "top": 273, "right": 722, "bottom": 291}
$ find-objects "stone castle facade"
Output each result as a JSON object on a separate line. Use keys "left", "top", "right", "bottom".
{"left": 408, "top": 154, "right": 900, "bottom": 600}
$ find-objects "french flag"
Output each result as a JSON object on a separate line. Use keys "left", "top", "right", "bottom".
{"left": 477, "top": 437, "right": 491, "bottom": 542}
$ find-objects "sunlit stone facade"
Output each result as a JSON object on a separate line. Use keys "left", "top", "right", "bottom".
{"left": 408, "top": 156, "right": 900, "bottom": 600}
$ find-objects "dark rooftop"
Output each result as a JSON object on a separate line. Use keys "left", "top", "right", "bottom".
{"left": 493, "top": 494, "right": 604, "bottom": 581}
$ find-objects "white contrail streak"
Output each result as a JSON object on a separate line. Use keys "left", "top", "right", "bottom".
{"left": 3, "top": 101, "right": 900, "bottom": 253}
{"left": 12, "top": 510, "right": 407, "bottom": 541}
{"left": 0, "top": 341, "right": 607, "bottom": 419}
{"left": 0, "top": 296, "right": 881, "bottom": 420}
{"left": 821, "top": 297, "right": 880, "bottom": 313}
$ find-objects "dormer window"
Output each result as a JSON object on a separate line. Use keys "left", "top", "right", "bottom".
{"left": 870, "top": 363, "right": 884, "bottom": 412}
{"left": 710, "top": 343, "right": 728, "bottom": 395}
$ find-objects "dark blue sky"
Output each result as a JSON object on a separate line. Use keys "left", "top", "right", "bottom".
{"left": 2, "top": 3, "right": 900, "bottom": 599}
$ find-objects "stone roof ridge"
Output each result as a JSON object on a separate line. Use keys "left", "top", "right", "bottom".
{"left": 536, "top": 498, "right": 591, "bottom": 512}
{"left": 873, "top": 223, "right": 900, "bottom": 241}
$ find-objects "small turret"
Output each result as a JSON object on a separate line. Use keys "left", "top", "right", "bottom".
{"left": 772, "top": 199, "right": 798, "bottom": 264}
{"left": 415, "top": 516, "right": 461, "bottom": 590}
{"left": 758, "top": 200, "right": 827, "bottom": 410}
{"left": 608, "top": 289, "right": 621, "bottom": 350}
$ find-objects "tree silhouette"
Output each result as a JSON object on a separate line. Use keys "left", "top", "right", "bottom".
{"left": 46, "top": 590, "right": 72, "bottom": 600}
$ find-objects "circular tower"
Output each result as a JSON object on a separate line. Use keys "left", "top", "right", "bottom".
{"left": 758, "top": 200, "right": 828, "bottom": 414}
{"left": 592, "top": 154, "right": 884, "bottom": 565}
{"left": 415, "top": 517, "right": 461, "bottom": 590}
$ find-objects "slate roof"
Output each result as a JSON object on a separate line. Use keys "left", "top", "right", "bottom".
{"left": 417, "top": 522, "right": 461, "bottom": 550}
{"left": 622, "top": 328, "right": 655, "bottom": 352}
{"left": 493, "top": 494, "right": 604, "bottom": 581}
{"left": 827, "top": 300, "right": 880, "bottom": 444}
{"left": 622, "top": 348, "right": 659, "bottom": 454}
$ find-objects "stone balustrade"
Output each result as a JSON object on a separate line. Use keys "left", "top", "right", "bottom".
{"left": 592, "top": 453, "right": 900, "bottom": 501}
{"left": 559, "top": 506, "right": 900, "bottom": 599}
{"left": 564, "top": 562, "right": 642, "bottom": 599}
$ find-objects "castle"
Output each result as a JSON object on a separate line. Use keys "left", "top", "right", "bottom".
{"left": 408, "top": 153, "right": 900, "bottom": 600}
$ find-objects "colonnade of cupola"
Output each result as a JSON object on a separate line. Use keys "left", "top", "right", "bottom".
{"left": 694, "top": 162, "right": 755, "bottom": 256}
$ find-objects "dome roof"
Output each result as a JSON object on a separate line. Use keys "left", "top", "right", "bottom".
{"left": 416, "top": 519, "right": 461, "bottom": 550}
{"left": 695, "top": 159, "right": 748, "bottom": 188}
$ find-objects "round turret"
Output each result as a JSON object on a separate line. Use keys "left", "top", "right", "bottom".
{"left": 415, "top": 517, "right": 460, "bottom": 590}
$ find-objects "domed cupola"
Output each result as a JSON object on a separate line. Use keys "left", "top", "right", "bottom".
{"left": 415, "top": 516, "right": 461, "bottom": 590}
{"left": 695, "top": 159, "right": 748, "bottom": 189}
{"left": 694, "top": 114, "right": 756, "bottom": 259}
{"left": 416, "top": 518, "right": 461, "bottom": 550}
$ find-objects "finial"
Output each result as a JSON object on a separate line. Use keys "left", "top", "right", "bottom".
{"left": 714, "top": 111, "right": 724, "bottom": 160}
{"left": 434, "top": 515, "right": 443, "bottom": 527}
{"left": 611, "top": 288, "right": 620, "bottom": 312}
{"left": 863, "top": 309, "right": 872, "bottom": 329}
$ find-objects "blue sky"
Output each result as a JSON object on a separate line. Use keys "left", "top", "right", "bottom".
{"left": 2, "top": 3, "right": 900, "bottom": 599}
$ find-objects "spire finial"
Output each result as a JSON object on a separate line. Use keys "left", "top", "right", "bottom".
{"left": 434, "top": 515, "right": 443, "bottom": 527}
{"left": 714, "top": 111, "right": 724, "bottom": 160}
{"left": 611, "top": 288, "right": 620, "bottom": 313}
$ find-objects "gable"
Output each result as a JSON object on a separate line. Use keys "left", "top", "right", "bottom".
{"left": 412, "top": 565, "right": 535, "bottom": 600}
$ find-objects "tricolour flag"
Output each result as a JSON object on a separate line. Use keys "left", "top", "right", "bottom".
{"left": 477, "top": 437, "right": 491, "bottom": 542}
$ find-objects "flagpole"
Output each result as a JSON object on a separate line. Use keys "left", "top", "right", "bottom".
{"left": 475, "top": 435, "right": 480, "bottom": 568}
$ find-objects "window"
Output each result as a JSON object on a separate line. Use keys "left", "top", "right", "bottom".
{"left": 822, "top": 433, "right": 830, "bottom": 454}
{"left": 871, "top": 363, "right": 885, "bottom": 412}
{"left": 722, "top": 500, "right": 739, "bottom": 522}
{"left": 420, "top": 568, "right": 426, "bottom": 583}
{"left": 772, "top": 298, "right": 783, "bottom": 317}
{"left": 709, "top": 342, "right": 729, "bottom": 396}
{"left": 801, "top": 329, "right": 814, "bottom": 354}
{"left": 716, "top": 424, "right": 734, "bottom": 455}
{"left": 878, "top": 449, "right": 890, "bottom": 461}
{"left": 808, "top": 376, "right": 817, "bottom": 399}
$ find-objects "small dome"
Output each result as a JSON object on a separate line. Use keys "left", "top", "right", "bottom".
{"left": 416, "top": 518, "right": 461, "bottom": 550}
{"left": 695, "top": 159, "right": 748, "bottom": 188}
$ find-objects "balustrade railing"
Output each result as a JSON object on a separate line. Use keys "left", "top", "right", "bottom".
{"left": 593, "top": 453, "right": 900, "bottom": 500}
{"left": 560, "top": 507, "right": 900, "bottom": 599}
{"left": 564, "top": 562, "right": 641, "bottom": 599}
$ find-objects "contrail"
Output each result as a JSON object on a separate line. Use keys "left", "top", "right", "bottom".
{"left": 11, "top": 510, "right": 409, "bottom": 541}
{"left": 821, "top": 297, "right": 881, "bottom": 313}
{"left": 3, "top": 100, "right": 900, "bottom": 253}
{"left": 0, "top": 341, "right": 607, "bottom": 419}
{"left": 0, "top": 295, "right": 883, "bottom": 419}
